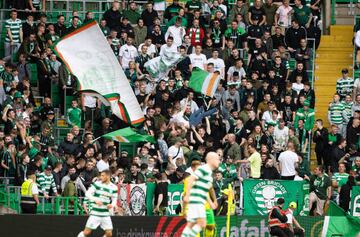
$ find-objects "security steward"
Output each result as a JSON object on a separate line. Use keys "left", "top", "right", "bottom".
{"left": 268, "top": 198, "right": 293, "bottom": 237}
{"left": 20, "top": 170, "right": 39, "bottom": 214}
{"left": 285, "top": 202, "right": 305, "bottom": 237}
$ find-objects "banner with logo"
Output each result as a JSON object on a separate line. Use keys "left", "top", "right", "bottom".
{"left": 118, "top": 184, "right": 147, "bottom": 216}
{"left": 243, "top": 180, "right": 309, "bottom": 216}
{"left": 146, "top": 183, "right": 184, "bottom": 216}
{"left": 351, "top": 186, "right": 360, "bottom": 216}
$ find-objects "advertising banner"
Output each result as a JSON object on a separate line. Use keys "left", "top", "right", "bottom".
{"left": 351, "top": 186, "right": 360, "bottom": 217}
{"left": 243, "top": 180, "right": 309, "bottom": 216}
{"left": 146, "top": 183, "right": 184, "bottom": 216}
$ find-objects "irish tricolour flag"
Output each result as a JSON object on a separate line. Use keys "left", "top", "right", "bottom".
{"left": 189, "top": 67, "right": 221, "bottom": 98}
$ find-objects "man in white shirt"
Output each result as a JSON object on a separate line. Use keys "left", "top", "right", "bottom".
{"left": 180, "top": 91, "right": 199, "bottom": 113}
{"left": 206, "top": 49, "right": 225, "bottom": 78}
{"left": 119, "top": 37, "right": 138, "bottom": 69}
{"left": 160, "top": 36, "right": 178, "bottom": 56}
{"left": 138, "top": 37, "right": 157, "bottom": 58}
{"left": 275, "top": 0, "right": 293, "bottom": 28}
{"left": 278, "top": 142, "right": 299, "bottom": 180}
{"left": 189, "top": 45, "right": 207, "bottom": 70}
{"left": 274, "top": 119, "right": 289, "bottom": 153}
{"left": 82, "top": 94, "right": 97, "bottom": 122}
{"left": 165, "top": 17, "right": 185, "bottom": 47}
{"left": 168, "top": 137, "right": 185, "bottom": 167}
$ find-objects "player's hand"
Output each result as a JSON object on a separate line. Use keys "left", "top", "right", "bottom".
{"left": 106, "top": 204, "right": 113, "bottom": 210}
{"left": 211, "top": 201, "right": 218, "bottom": 210}
{"left": 44, "top": 194, "right": 49, "bottom": 199}
{"left": 95, "top": 200, "right": 103, "bottom": 206}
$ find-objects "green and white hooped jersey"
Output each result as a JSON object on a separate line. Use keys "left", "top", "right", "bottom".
{"left": 189, "top": 164, "right": 213, "bottom": 205}
{"left": 5, "top": 18, "right": 22, "bottom": 43}
{"left": 328, "top": 102, "right": 345, "bottom": 125}
{"left": 87, "top": 181, "right": 118, "bottom": 217}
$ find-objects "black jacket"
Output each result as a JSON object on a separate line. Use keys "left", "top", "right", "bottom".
{"left": 313, "top": 127, "right": 328, "bottom": 153}
{"left": 103, "top": 9, "right": 122, "bottom": 30}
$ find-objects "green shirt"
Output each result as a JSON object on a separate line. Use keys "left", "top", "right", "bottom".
{"left": 336, "top": 77, "right": 354, "bottom": 98}
{"left": 332, "top": 172, "right": 349, "bottom": 194}
{"left": 88, "top": 181, "right": 118, "bottom": 217}
{"left": 167, "top": 16, "right": 187, "bottom": 27}
{"left": 293, "top": 5, "right": 311, "bottom": 26}
{"left": 310, "top": 174, "right": 331, "bottom": 200}
{"left": 123, "top": 9, "right": 140, "bottom": 24}
{"left": 294, "top": 107, "right": 315, "bottom": 131}
{"left": 66, "top": 107, "right": 82, "bottom": 127}
{"left": 218, "top": 163, "right": 237, "bottom": 180}
{"left": 328, "top": 102, "right": 345, "bottom": 125}
{"left": 5, "top": 18, "right": 22, "bottom": 43}
{"left": 189, "top": 164, "right": 213, "bottom": 205}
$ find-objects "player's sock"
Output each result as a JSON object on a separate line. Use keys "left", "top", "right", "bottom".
{"left": 189, "top": 224, "right": 202, "bottom": 237}
{"left": 205, "top": 225, "right": 215, "bottom": 237}
{"left": 181, "top": 226, "right": 192, "bottom": 237}
{"left": 77, "top": 231, "right": 85, "bottom": 237}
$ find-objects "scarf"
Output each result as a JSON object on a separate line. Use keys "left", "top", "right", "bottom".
{"left": 189, "top": 27, "right": 200, "bottom": 43}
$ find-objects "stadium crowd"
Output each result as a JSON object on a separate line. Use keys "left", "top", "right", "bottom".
{"left": 1, "top": 0, "right": 358, "bottom": 218}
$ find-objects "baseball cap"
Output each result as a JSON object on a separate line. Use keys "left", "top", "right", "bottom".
{"left": 14, "top": 91, "right": 22, "bottom": 99}
{"left": 45, "top": 165, "right": 52, "bottom": 171}
{"left": 289, "top": 201, "right": 297, "bottom": 209}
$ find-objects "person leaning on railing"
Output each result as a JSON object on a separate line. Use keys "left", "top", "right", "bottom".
{"left": 20, "top": 170, "right": 39, "bottom": 214}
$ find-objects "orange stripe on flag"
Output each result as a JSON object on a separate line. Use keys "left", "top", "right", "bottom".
{"left": 115, "top": 136, "right": 126, "bottom": 142}
{"left": 131, "top": 117, "right": 145, "bottom": 125}
{"left": 205, "top": 73, "right": 219, "bottom": 97}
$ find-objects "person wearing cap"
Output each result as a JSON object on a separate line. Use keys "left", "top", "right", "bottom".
{"left": 285, "top": 202, "right": 305, "bottom": 237}
{"left": 41, "top": 109, "right": 55, "bottom": 134}
{"left": 268, "top": 198, "right": 292, "bottom": 237}
{"left": 36, "top": 165, "right": 58, "bottom": 199}
{"left": 294, "top": 99, "right": 315, "bottom": 135}
{"left": 21, "top": 170, "right": 39, "bottom": 214}
{"left": 336, "top": 68, "right": 353, "bottom": 100}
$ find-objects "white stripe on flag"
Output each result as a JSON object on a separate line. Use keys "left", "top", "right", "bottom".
{"left": 201, "top": 73, "right": 214, "bottom": 96}
{"left": 321, "top": 216, "right": 330, "bottom": 237}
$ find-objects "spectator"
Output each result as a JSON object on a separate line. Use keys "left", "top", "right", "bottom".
{"left": 285, "top": 20, "right": 306, "bottom": 56}
{"left": 336, "top": 68, "right": 353, "bottom": 100}
{"left": 293, "top": 0, "right": 312, "bottom": 28}
{"left": 153, "top": 173, "right": 168, "bottom": 216}
{"left": 37, "top": 165, "right": 58, "bottom": 198}
{"left": 313, "top": 119, "right": 328, "bottom": 166}
{"left": 123, "top": 2, "right": 141, "bottom": 24}
{"left": 4, "top": 10, "right": 23, "bottom": 63}
{"left": 103, "top": 1, "right": 122, "bottom": 30}
{"left": 278, "top": 142, "right": 299, "bottom": 180}
{"left": 275, "top": 0, "right": 292, "bottom": 30}
{"left": 141, "top": 2, "right": 159, "bottom": 30}
{"left": 339, "top": 175, "right": 356, "bottom": 211}
{"left": 306, "top": 166, "right": 331, "bottom": 216}
{"left": 236, "top": 143, "right": 261, "bottom": 178}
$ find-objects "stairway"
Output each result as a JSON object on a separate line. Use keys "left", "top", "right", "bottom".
{"left": 311, "top": 25, "right": 354, "bottom": 169}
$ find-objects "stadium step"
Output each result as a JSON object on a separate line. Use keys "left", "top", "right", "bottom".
{"left": 313, "top": 24, "right": 354, "bottom": 169}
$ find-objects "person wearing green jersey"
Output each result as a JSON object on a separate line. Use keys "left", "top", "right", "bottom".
{"left": 181, "top": 152, "right": 220, "bottom": 237}
{"left": 66, "top": 99, "right": 82, "bottom": 127}
{"left": 331, "top": 163, "right": 349, "bottom": 204}
{"left": 328, "top": 94, "right": 347, "bottom": 137}
{"left": 78, "top": 170, "right": 118, "bottom": 237}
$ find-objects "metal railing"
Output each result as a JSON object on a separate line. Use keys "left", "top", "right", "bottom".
{"left": 331, "top": 0, "right": 356, "bottom": 25}
{"left": 353, "top": 15, "right": 359, "bottom": 81}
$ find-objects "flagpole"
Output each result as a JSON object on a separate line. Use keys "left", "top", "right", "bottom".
{"left": 92, "top": 136, "right": 102, "bottom": 143}
{"left": 226, "top": 184, "right": 233, "bottom": 237}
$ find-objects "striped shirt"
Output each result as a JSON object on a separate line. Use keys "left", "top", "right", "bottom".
{"left": 37, "top": 172, "right": 57, "bottom": 195}
{"left": 5, "top": 18, "right": 22, "bottom": 43}
{"left": 332, "top": 172, "right": 349, "bottom": 194}
{"left": 189, "top": 164, "right": 213, "bottom": 205}
{"left": 342, "top": 101, "right": 353, "bottom": 122}
{"left": 328, "top": 102, "right": 345, "bottom": 125}
{"left": 86, "top": 181, "right": 118, "bottom": 217}
{"left": 336, "top": 77, "right": 354, "bottom": 97}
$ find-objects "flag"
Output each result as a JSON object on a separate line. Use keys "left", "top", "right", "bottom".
{"left": 101, "top": 127, "right": 155, "bottom": 143}
{"left": 144, "top": 51, "right": 183, "bottom": 81}
{"left": 322, "top": 215, "right": 360, "bottom": 237}
{"left": 189, "top": 67, "right": 221, "bottom": 98}
{"left": 53, "top": 21, "right": 144, "bottom": 126}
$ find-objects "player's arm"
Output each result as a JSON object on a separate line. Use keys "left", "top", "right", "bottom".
{"left": 184, "top": 175, "right": 197, "bottom": 203}
{"left": 85, "top": 184, "right": 102, "bottom": 206}
{"left": 108, "top": 188, "right": 118, "bottom": 210}
{"left": 209, "top": 187, "right": 218, "bottom": 209}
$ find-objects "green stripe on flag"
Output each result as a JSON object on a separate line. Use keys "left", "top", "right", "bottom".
{"left": 189, "top": 67, "right": 209, "bottom": 93}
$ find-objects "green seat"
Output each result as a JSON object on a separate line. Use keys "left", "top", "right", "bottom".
{"left": 119, "top": 143, "right": 137, "bottom": 157}
{"left": 288, "top": 59, "right": 296, "bottom": 70}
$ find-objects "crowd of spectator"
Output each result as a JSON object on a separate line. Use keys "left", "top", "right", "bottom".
{"left": 3, "top": 0, "right": 357, "bottom": 217}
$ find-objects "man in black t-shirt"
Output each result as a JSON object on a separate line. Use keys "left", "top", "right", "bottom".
{"left": 154, "top": 173, "right": 169, "bottom": 216}
{"left": 248, "top": 0, "right": 266, "bottom": 26}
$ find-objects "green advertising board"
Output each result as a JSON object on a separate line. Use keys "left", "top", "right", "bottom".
{"left": 351, "top": 186, "right": 360, "bottom": 217}
{"left": 215, "top": 216, "right": 323, "bottom": 237}
{"left": 243, "top": 180, "right": 309, "bottom": 216}
{"left": 146, "top": 183, "right": 184, "bottom": 216}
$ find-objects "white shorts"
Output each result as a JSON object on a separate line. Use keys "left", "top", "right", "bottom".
{"left": 85, "top": 215, "right": 113, "bottom": 230}
{"left": 186, "top": 204, "right": 206, "bottom": 223}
